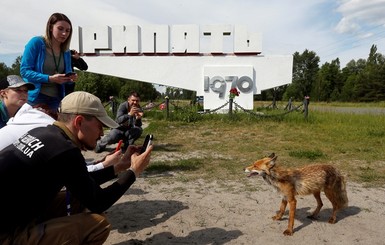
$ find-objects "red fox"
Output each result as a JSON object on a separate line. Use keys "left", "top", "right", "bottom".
{"left": 244, "top": 153, "right": 348, "bottom": 236}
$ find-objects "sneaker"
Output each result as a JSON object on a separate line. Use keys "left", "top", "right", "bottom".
{"left": 94, "top": 143, "right": 104, "bottom": 153}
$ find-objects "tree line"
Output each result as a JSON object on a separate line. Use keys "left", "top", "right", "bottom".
{"left": 2, "top": 44, "right": 385, "bottom": 103}
{"left": 261, "top": 44, "right": 385, "bottom": 102}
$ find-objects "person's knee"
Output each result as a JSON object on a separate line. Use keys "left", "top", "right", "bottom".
{"left": 93, "top": 213, "right": 111, "bottom": 233}
{"left": 81, "top": 213, "right": 111, "bottom": 243}
{"left": 107, "top": 130, "right": 124, "bottom": 143}
{"left": 13, "top": 213, "right": 111, "bottom": 245}
{"left": 130, "top": 127, "right": 143, "bottom": 137}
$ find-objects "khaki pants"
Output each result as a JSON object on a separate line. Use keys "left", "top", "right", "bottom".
{"left": 0, "top": 192, "right": 111, "bottom": 245}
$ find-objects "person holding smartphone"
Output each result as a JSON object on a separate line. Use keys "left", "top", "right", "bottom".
{"left": 95, "top": 91, "right": 143, "bottom": 153}
{"left": 64, "top": 49, "right": 88, "bottom": 95}
{"left": 0, "top": 91, "right": 153, "bottom": 245}
{"left": 20, "top": 13, "right": 77, "bottom": 117}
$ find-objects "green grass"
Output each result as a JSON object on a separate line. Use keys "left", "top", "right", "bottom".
{"left": 139, "top": 103, "right": 385, "bottom": 187}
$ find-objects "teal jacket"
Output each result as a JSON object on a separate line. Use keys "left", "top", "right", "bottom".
{"left": 20, "top": 36, "right": 72, "bottom": 103}
{"left": 0, "top": 101, "right": 9, "bottom": 128}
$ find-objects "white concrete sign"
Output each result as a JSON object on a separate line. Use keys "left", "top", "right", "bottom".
{"left": 71, "top": 24, "right": 293, "bottom": 111}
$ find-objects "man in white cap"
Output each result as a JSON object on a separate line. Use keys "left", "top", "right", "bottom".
{"left": 0, "top": 103, "right": 121, "bottom": 172}
{"left": 0, "top": 91, "right": 153, "bottom": 245}
{"left": 0, "top": 75, "right": 35, "bottom": 128}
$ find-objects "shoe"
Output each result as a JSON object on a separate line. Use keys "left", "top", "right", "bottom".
{"left": 94, "top": 143, "right": 104, "bottom": 153}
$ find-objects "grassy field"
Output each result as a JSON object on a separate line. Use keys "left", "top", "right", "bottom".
{"left": 139, "top": 102, "right": 385, "bottom": 187}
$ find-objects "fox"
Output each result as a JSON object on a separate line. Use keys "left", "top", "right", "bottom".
{"left": 244, "top": 153, "right": 348, "bottom": 236}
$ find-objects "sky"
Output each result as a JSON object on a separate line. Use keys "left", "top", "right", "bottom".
{"left": 1, "top": 0, "right": 385, "bottom": 68}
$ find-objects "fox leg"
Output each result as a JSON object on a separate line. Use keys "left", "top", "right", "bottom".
{"left": 328, "top": 208, "right": 337, "bottom": 224}
{"left": 272, "top": 198, "right": 287, "bottom": 220}
{"left": 324, "top": 188, "right": 337, "bottom": 224}
{"left": 283, "top": 196, "right": 297, "bottom": 236}
{"left": 307, "top": 191, "right": 323, "bottom": 220}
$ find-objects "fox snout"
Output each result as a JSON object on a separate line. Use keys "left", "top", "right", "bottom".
{"left": 244, "top": 168, "right": 261, "bottom": 177}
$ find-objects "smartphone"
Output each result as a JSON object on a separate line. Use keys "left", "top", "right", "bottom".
{"left": 115, "top": 140, "right": 123, "bottom": 152}
{"left": 65, "top": 72, "right": 76, "bottom": 77}
{"left": 140, "top": 134, "right": 153, "bottom": 153}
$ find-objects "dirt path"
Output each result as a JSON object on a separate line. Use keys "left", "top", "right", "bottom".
{"left": 310, "top": 105, "right": 385, "bottom": 115}
{"left": 102, "top": 176, "right": 385, "bottom": 245}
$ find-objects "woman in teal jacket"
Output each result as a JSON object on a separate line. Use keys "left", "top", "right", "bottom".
{"left": 20, "top": 13, "right": 77, "bottom": 116}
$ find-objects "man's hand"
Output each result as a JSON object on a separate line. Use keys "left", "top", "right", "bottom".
{"left": 129, "top": 144, "right": 152, "bottom": 176}
{"left": 102, "top": 150, "right": 122, "bottom": 168}
{"left": 129, "top": 106, "right": 143, "bottom": 119}
{"left": 49, "top": 73, "right": 76, "bottom": 84}
{"left": 114, "top": 145, "right": 152, "bottom": 175}
{"left": 114, "top": 146, "right": 134, "bottom": 173}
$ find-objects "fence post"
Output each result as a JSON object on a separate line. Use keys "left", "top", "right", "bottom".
{"left": 165, "top": 96, "right": 170, "bottom": 119}
{"left": 110, "top": 96, "right": 117, "bottom": 117}
{"left": 303, "top": 96, "right": 309, "bottom": 119}
{"left": 229, "top": 98, "right": 233, "bottom": 114}
{"left": 285, "top": 97, "right": 292, "bottom": 111}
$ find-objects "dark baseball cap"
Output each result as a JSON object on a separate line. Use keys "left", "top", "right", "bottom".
{"left": 0, "top": 75, "right": 35, "bottom": 90}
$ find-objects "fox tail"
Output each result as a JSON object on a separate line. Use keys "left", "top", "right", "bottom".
{"left": 333, "top": 174, "right": 349, "bottom": 209}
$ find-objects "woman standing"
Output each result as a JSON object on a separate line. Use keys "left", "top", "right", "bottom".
{"left": 20, "top": 13, "right": 77, "bottom": 115}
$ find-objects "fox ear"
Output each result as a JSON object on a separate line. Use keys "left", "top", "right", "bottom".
{"left": 268, "top": 153, "right": 278, "bottom": 161}
{"left": 268, "top": 155, "right": 277, "bottom": 168}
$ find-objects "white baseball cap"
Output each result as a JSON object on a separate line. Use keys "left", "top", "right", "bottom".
{"left": 59, "top": 91, "right": 119, "bottom": 128}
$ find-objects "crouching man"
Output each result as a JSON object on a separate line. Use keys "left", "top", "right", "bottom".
{"left": 0, "top": 91, "right": 152, "bottom": 245}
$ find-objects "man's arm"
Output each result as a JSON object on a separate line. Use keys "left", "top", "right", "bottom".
{"left": 115, "top": 102, "right": 133, "bottom": 125}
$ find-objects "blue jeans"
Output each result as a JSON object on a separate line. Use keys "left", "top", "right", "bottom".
{"left": 95, "top": 126, "right": 143, "bottom": 153}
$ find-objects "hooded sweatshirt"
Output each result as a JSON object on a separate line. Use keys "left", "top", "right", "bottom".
{"left": 0, "top": 104, "right": 54, "bottom": 150}
{"left": 0, "top": 104, "right": 104, "bottom": 172}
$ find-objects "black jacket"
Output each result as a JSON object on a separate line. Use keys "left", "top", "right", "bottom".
{"left": 0, "top": 122, "right": 135, "bottom": 234}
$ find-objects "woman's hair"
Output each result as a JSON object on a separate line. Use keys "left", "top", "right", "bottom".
{"left": 44, "top": 13, "right": 73, "bottom": 51}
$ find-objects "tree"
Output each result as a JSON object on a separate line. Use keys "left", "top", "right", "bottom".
{"left": 354, "top": 45, "right": 385, "bottom": 101}
{"left": 285, "top": 49, "right": 320, "bottom": 100}
{"left": 0, "top": 63, "right": 10, "bottom": 79}
{"left": 0, "top": 56, "right": 22, "bottom": 78}
{"left": 75, "top": 72, "right": 121, "bottom": 101}
{"left": 10, "top": 56, "right": 22, "bottom": 75}
{"left": 118, "top": 79, "right": 159, "bottom": 102}
{"left": 340, "top": 59, "right": 366, "bottom": 101}
{"left": 313, "top": 58, "right": 342, "bottom": 101}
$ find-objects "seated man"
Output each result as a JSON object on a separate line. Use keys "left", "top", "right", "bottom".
{"left": 0, "top": 75, "right": 35, "bottom": 128}
{"left": 95, "top": 91, "right": 143, "bottom": 153}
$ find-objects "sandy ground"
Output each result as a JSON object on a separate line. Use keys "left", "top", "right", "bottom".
{"left": 82, "top": 148, "right": 385, "bottom": 245}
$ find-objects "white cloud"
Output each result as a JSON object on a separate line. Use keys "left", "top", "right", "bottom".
{"left": 335, "top": 17, "right": 360, "bottom": 34}
{"left": 336, "top": 0, "right": 385, "bottom": 33}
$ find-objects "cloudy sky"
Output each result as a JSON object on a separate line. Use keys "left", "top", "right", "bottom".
{"left": 1, "top": 0, "right": 385, "bottom": 68}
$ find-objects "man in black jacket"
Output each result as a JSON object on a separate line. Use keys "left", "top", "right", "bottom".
{"left": 95, "top": 91, "right": 143, "bottom": 153}
{"left": 0, "top": 91, "right": 152, "bottom": 245}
